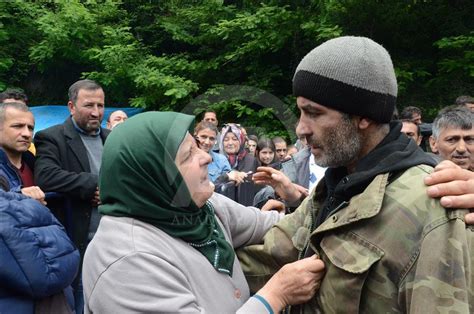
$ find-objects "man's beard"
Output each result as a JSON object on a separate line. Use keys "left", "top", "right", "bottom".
{"left": 310, "top": 116, "right": 362, "bottom": 168}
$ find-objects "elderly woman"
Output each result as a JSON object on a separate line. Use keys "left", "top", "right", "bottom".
{"left": 82, "top": 112, "right": 323, "bottom": 313}
{"left": 220, "top": 123, "right": 258, "bottom": 174}
{"left": 214, "top": 123, "right": 260, "bottom": 205}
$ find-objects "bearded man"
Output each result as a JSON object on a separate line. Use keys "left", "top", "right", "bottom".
{"left": 239, "top": 36, "right": 473, "bottom": 313}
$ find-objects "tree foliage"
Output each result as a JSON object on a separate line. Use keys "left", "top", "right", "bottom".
{"left": 0, "top": 0, "right": 472, "bottom": 139}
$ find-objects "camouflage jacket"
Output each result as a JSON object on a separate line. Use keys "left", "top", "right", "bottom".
{"left": 238, "top": 165, "right": 473, "bottom": 313}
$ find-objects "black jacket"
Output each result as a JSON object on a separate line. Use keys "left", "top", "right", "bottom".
{"left": 34, "top": 117, "right": 110, "bottom": 255}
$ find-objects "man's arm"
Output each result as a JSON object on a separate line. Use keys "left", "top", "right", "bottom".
{"left": 34, "top": 130, "right": 97, "bottom": 200}
{"left": 237, "top": 195, "right": 314, "bottom": 292}
{"left": 424, "top": 160, "right": 474, "bottom": 223}
{"left": 399, "top": 214, "right": 472, "bottom": 312}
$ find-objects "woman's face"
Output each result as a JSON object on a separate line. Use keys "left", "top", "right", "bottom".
{"left": 175, "top": 134, "right": 214, "bottom": 207}
{"left": 195, "top": 128, "right": 217, "bottom": 153}
{"left": 247, "top": 140, "right": 257, "bottom": 155}
{"left": 223, "top": 132, "right": 240, "bottom": 155}
{"left": 258, "top": 147, "right": 274, "bottom": 166}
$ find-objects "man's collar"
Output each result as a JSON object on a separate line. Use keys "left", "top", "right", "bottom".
{"left": 71, "top": 116, "right": 101, "bottom": 137}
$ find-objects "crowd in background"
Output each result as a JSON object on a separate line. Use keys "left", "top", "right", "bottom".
{"left": 0, "top": 37, "right": 473, "bottom": 313}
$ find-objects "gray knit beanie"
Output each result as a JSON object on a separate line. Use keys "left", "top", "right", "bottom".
{"left": 293, "top": 36, "right": 397, "bottom": 123}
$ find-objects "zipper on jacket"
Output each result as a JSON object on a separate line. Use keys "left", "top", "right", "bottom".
{"left": 6, "top": 160, "right": 23, "bottom": 189}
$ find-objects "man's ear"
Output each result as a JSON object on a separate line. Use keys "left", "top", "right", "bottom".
{"left": 357, "top": 117, "right": 373, "bottom": 130}
{"left": 67, "top": 101, "right": 75, "bottom": 114}
{"left": 429, "top": 135, "right": 438, "bottom": 153}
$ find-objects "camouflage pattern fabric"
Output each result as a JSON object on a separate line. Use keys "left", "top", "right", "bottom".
{"left": 238, "top": 165, "right": 473, "bottom": 313}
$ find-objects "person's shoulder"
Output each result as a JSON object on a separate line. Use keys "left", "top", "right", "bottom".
{"left": 211, "top": 151, "right": 226, "bottom": 161}
{"left": 35, "top": 120, "right": 67, "bottom": 137}
{"left": 101, "top": 127, "right": 111, "bottom": 138}
{"left": 385, "top": 165, "right": 448, "bottom": 219}
{"left": 209, "top": 192, "right": 234, "bottom": 209}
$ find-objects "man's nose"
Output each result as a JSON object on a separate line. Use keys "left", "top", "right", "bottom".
{"left": 296, "top": 119, "right": 309, "bottom": 138}
{"left": 456, "top": 140, "right": 467, "bottom": 153}
{"left": 91, "top": 105, "right": 100, "bottom": 117}
{"left": 21, "top": 126, "right": 32, "bottom": 138}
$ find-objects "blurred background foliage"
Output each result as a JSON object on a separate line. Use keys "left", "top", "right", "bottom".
{"left": 0, "top": 0, "right": 472, "bottom": 140}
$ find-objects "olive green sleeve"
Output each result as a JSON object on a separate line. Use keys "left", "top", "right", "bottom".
{"left": 237, "top": 195, "right": 315, "bottom": 293}
{"left": 399, "top": 210, "right": 473, "bottom": 313}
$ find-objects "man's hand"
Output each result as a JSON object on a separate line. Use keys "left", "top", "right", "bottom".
{"left": 257, "top": 255, "right": 325, "bottom": 312}
{"left": 21, "top": 186, "right": 47, "bottom": 205}
{"left": 424, "top": 160, "right": 474, "bottom": 224}
{"left": 91, "top": 187, "right": 101, "bottom": 207}
{"left": 253, "top": 167, "right": 302, "bottom": 204}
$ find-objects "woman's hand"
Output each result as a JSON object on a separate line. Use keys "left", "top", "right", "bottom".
{"left": 227, "top": 170, "right": 248, "bottom": 186}
{"left": 261, "top": 199, "right": 286, "bottom": 213}
{"left": 424, "top": 160, "right": 474, "bottom": 224}
{"left": 256, "top": 255, "right": 325, "bottom": 312}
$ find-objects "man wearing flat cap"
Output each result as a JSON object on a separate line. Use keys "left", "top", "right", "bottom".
{"left": 239, "top": 36, "right": 473, "bottom": 312}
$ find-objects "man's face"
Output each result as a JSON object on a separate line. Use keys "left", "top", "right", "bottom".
{"left": 401, "top": 121, "right": 422, "bottom": 146}
{"left": 107, "top": 110, "right": 128, "bottom": 129}
{"left": 411, "top": 113, "right": 422, "bottom": 125}
{"left": 0, "top": 107, "right": 34, "bottom": 155}
{"left": 296, "top": 97, "right": 362, "bottom": 168}
{"left": 430, "top": 127, "right": 474, "bottom": 170}
{"left": 274, "top": 142, "right": 288, "bottom": 161}
{"left": 68, "top": 88, "right": 105, "bottom": 134}
{"left": 203, "top": 112, "right": 218, "bottom": 127}
{"left": 466, "top": 103, "right": 474, "bottom": 112}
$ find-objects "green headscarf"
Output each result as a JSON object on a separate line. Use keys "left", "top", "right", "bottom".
{"left": 99, "top": 112, "right": 235, "bottom": 276}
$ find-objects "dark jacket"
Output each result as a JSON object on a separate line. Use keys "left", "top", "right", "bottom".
{"left": 34, "top": 117, "right": 110, "bottom": 255}
{"left": 0, "top": 190, "right": 79, "bottom": 313}
{"left": 0, "top": 148, "right": 36, "bottom": 192}
{"left": 215, "top": 154, "right": 260, "bottom": 206}
{"left": 253, "top": 147, "right": 311, "bottom": 208}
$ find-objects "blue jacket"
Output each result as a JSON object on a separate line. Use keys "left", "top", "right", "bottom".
{"left": 0, "top": 190, "right": 80, "bottom": 313}
{"left": 208, "top": 151, "right": 231, "bottom": 183}
{"left": 0, "top": 148, "right": 36, "bottom": 192}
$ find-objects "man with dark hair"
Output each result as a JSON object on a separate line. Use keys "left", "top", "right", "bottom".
{"left": 430, "top": 106, "right": 474, "bottom": 171}
{"left": 455, "top": 95, "right": 474, "bottom": 111}
{"left": 0, "top": 102, "right": 45, "bottom": 203}
{"left": 0, "top": 88, "right": 28, "bottom": 105}
{"left": 240, "top": 36, "right": 472, "bottom": 312}
{"left": 201, "top": 110, "right": 220, "bottom": 152}
{"left": 34, "top": 79, "right": 110, "bottom": 312}
{"left": 202, "top": 110, "right": 218, "bottom": 127}
{"left": 401, "top": 119, "right": 422, "bottom": 146}
{"left": 400, "top": 105, "right": 422, "bottom": 124}
{"left": 272, "top": 137, "right": 288, "bottom": 162}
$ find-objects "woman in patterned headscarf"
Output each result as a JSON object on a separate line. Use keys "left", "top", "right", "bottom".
{"left": 213, "top": 123, "right": 260, "bottom": 204}
{"left": 81, "top": 112, "right": 324, "bottom": 313}
{"left": 219, "top": 123, "right": 258, "bottom": 173}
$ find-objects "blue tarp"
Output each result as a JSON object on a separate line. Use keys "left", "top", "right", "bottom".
{"left": 30, "top": 105, "right": 143, "bottom": 133}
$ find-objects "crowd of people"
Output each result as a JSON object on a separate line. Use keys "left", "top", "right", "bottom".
{"left": 0, "top": 35, "right": 473, "bottom": 313}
